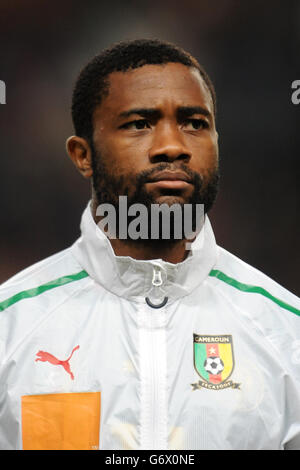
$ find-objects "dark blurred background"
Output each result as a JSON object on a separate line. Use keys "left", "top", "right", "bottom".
{"left": 0, "top": 0, "right": 299, "bottom": 295}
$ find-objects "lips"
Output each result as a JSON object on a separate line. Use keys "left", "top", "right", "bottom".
{"left": 146, "top": 170, "right": 193, "bottom": 191}
{"left": 147, "top": 170, "right": 192, "bottom": 183}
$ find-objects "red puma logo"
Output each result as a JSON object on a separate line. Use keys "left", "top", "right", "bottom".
{"left": 35, "top": 345, "right": 80, "bottom": 380}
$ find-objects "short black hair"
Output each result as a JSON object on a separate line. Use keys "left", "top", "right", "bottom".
{"left": 71, "top": 38, "right": 217, "bottom": 144}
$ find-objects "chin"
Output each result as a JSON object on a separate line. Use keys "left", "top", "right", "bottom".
{"left": 153, "top": 195, "right": 188, "bottom": 206}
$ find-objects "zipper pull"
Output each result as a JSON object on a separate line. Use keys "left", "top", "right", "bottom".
{"left": 152, "top": 266, "right": 163, "bottom": 287}
{"left": 145, "top": 266, "right": 168, "bottom": 309}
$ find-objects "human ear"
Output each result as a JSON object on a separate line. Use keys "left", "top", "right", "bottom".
{"left": 66, "top": 136, "right": 93, "bottom": 179}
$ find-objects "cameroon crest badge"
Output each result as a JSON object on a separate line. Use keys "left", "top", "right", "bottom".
{"left": 192, "top": 334, "right": 241, "bottom": 391}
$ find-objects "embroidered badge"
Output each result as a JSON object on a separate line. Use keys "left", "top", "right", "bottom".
{"left": 35, "top": 345, "right": 80, "bottom": 380}
{"left": 191, "top": 334, "right": 241, "bottom": 391}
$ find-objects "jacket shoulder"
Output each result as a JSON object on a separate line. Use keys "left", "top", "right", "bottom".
{"left": 211, "top": 246, "right": 300, "bottom": 314}
{"left": 0, "top": 246, "right": 88, "bottom": 300}
{"left": 210, "top": 246, "right": 300, "bottom": 376}
{"left": 0, "top": 245, "right": 90, "bottom": 314}
{"left": 0, "top": 246, "right": 90, "bottom": 364}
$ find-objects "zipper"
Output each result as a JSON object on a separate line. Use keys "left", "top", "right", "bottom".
{"left": 139, "top": 265, "right": 168, "bottom": 449}
{"left": 152, "top": 267, "right": 163, "bottom": 287}
{"left": 145, "top": 265, "right": 168, "bottom": 309}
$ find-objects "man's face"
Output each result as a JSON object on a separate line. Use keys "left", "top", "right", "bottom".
{"left": 91, "top": 63, "right": 219, "bottom": 237}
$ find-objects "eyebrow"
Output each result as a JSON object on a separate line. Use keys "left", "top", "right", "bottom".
{"left": 118, "top": 106, "right": 211, "bottom": 120}
{"left": 118, "top": 108, "right": 161, "bottom": 119}
{"left": 177, "top": 106, "right": 211, "bottom": 119}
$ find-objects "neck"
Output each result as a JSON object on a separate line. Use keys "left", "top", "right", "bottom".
{"left": 108, "top": 237, "right": 190, "bottom": 264}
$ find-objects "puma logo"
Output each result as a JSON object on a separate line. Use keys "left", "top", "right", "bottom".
{"left": 35, "top": 345, "right": 80, "bottom": 380}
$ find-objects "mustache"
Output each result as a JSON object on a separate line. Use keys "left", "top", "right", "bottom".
{"left": 135, "top": 163, "right": 203, "bottom": 188}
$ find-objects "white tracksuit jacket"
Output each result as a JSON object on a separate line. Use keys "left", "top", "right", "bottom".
{"left": 0, "top": 203, "right": 300, "bottom": 450}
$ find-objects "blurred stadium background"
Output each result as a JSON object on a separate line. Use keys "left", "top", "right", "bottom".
{"left": 0, "top": 0, "right": 299, "bottom": 295}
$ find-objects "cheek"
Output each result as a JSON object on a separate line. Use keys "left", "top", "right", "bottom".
{"left": 190, "top": 137, "right": 219, "bottom": 173}
{"left": 100, "top": 136, "right": 148, "bottom": 175}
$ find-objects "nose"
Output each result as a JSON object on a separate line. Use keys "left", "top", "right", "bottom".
{"left": 148, "top": 123, "right": 192, "bottom": 164}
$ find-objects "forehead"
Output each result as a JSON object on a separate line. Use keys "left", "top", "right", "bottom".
{"left": 97, "top": 63, "right": 213, "bottom": 116}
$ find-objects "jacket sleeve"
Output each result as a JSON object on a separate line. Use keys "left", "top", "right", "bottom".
{"left": 282, "top": 373, "right": 300, "bottom": 449}
{"left": 265, "top": 296, "right": 300, "bottom": 450}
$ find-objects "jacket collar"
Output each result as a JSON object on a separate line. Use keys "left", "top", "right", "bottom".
{"left": 71, "top": 202, "right": 218, "bottom": 304}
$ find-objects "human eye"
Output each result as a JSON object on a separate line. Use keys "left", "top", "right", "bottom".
{"left": 183, "top": 118, "right": 209, "bottom": 130}
{"left": 120, "top": 119, "right": 151, "bottom": 130}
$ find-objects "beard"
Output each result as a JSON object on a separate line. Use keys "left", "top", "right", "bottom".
{"left": 91, "top": 144, "right": 219, "bottom": 245}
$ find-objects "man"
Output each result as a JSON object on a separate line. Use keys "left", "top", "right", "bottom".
{"left": 0, "top": 39, "right": 299, "bottom": 450}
